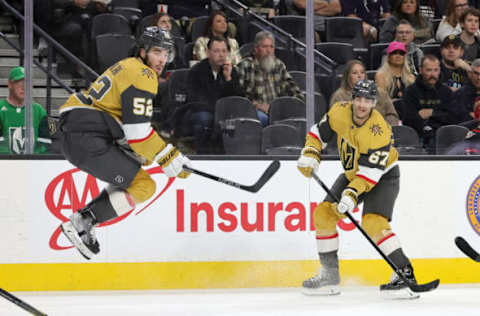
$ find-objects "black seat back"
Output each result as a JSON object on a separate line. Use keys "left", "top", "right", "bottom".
{"left": 435, "top": 125, "right": 469, "bottom": 154}
{"left": 95, "top": 34, "right": 136, "bottom": 73}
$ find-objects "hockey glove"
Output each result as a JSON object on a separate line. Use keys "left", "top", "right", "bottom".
{"left": 297, "top": 146, "right": 321, "bottom": 178}
{"left": 337, "top": 188, "right": 358, "bottom": 214}
{"left": 157, "top": 144, "right": 192, "bottom": 179}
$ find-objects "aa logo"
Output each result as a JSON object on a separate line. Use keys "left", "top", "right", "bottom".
{"left": 45, "top": 166, "right": 175, "bottom": 250}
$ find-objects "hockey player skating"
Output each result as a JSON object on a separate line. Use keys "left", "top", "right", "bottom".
{"left": 58, "top": 27, "right": 192, "bottom": 260}
{"left": 297, "top": 80, "right": 420, "bottom": 299}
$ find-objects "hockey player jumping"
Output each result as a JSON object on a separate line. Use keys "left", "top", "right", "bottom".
{"left": 58, "top": 27, "right": 192, "bottom": 260}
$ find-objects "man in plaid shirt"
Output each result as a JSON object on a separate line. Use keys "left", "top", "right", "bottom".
{"left": 236, "top": 31, "right": 304, "bottom": 126}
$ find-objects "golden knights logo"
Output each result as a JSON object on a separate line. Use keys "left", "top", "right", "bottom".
{"left": 339, "top": 138, "right": 356, "bottom": 171}
{"left": 142, "top": 68, "right": 154, "bottom": 79}
{"left": 370, "top": 124, "right": 383, "bottom": 136}
{"left": 8, "top": 126, "right": 26, "bottom": 154}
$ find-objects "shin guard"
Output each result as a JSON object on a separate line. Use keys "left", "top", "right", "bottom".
{"left": 86, "top": 186, "right": 136, "bottom": 223}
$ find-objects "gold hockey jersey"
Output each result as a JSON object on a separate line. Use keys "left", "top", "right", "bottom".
{"left": 60, "top": 57, "right": 166, "bottom": 163}
{"left": 306, "top": 101, "right": 399, "bottom": 195}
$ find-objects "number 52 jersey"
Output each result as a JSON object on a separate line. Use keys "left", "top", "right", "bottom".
{"left": 60, "top": 57, "right": 164, "bottom": 163}
{"left": 310, "top": 101, "right": 399, "bottom": 195}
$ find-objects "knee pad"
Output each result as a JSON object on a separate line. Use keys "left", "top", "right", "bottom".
{"left": 314, "top": 201, "right": 340, "bottom": 236}
{"left": 126, "top": 168, "right": 156, "bottom": 203}
{"left": 361, "top": 213, "right": 392, "bottom": 243}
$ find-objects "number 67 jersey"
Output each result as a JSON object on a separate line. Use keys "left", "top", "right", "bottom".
{"left": 60, "top": 57, "right": 163, "bottom": 164}
{"left": 310, "top": 101, "right": 399, "bottom": 195}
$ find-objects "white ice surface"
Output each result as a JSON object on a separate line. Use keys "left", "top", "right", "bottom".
{"left": 0, "top": 284, "right": 478, "bottom": 316}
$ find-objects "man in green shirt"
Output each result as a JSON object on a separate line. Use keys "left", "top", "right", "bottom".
{"left": 0, "top": 66, "right": 51, "bottom": 154}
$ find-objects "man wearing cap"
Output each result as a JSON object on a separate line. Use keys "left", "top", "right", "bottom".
{"left": 401, "top": 55, "right": 453, "bottom": 151}
{"left": 0, "top": 66, "right": 51, "bottom": 154}
{"left": 439, "top": 34, "right": 471, "bottom": 91}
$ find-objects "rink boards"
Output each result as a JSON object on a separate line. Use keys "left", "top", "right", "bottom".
{"left": 0, "top": 159, "right": 479, "bottom": 291}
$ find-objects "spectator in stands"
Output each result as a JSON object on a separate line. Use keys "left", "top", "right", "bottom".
{"left": 330, "top": 60, "right": 400, "bottom": 125}
{"left": 186, "top": 36, "right": 242, "bottom": 153}
{"left": 48, "top": 0, "right": 108, "bottom": 75}
{"left": 292, "top": 0, "right": 342, "bottom": 38}
{"left": 192, "top": 10, "right": 241, "bottom": 66}
{"left": 449, "top": 58, "right": 480, "bottom": 128}
{"left": 440, "top": 34, "right": 471, "bottom": 91}
{"left": 394, "top": 19, "right": 424, "bottom": 75}
{"left": 0, "top": 67, "right": 51, "bottom": 154}
{"left": 391, "top": 0, "right": 445, "bottom": 18}
{"left": 418, "top": 0, "right": 438, "bottom": 20}
{"left": 240, "top": 0, "right": 278, "bottom": 19}
{"left": 401, "top": 55, "right": 453, "bottom": 146}
{"left": 152, "top": 12, "right": 174, "bottom": 33}
{"left": 341, "top": 0, "right": 391, "bottom": 42}
{"left": 236, "top": 31, "right": 304, "bottom": 126}
{"left": 150, "top": 12, "right": 184, "bottom": 70}
{"left": 142, "top": 0, "right": 210, "bottom": 19}
{"left": 379, "top": 0, "right": 433, "bottom": 44}
{"left": 436, "top": 0, "right": 470, "bottom": 42}
{"left": 445, "top": 127, "right": 480, "bottom": 154}
{"left": 376, "top": 41, "right": 415, "bottom": 100}
{"left": 459, "top": 7, "right": 480, "bottom": 61}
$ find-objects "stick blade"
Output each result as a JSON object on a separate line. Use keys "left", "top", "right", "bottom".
{"left": 249, "top": 160, "right": 281, "bottom": 192}
{"left": 455, "top": 236, "right": 480, "bottom": 262}
{"left": 409, "top": 279, "right": 440, "bottom": 293}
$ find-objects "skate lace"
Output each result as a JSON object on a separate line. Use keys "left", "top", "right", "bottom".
{"left": 389, "top": 267, "right": 413, "bottom": 285}
{"left": 305, "top": 274, "right": 322, "bottom": 286}
{"left": 74, "top": 212, "right": 97, "bottom": 245}
{"left": 87, "top": 225, "right": 97, "bottom": 243}
{"left": 306, "top": 269, "right": 333, "bottom": 286}
{"left": 389, "top": 271, "right": 400, "bottom": 283}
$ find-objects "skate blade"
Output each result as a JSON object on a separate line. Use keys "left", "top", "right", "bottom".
{"left": 302, "top": 285, "right": 340, "bottom": 296}
{"left": 381, "top": 287, "right": 420, "bottom": 300}
{"left": 60, "top": 222, "right": 95, "bottom": 260}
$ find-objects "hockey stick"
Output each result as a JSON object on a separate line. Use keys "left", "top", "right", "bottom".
{"left": 0, "top": 288, "right": 47, "bottom": 316}
{"left": 311, "top": 172, "right": 440, "bottom": 293}
{"left": 183, "top": 160, "right": 280, "bottom": 193}
{"left": 455, "top": 236, "right": 480, "bottom": 262}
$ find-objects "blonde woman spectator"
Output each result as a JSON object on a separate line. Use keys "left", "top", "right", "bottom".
{"left": 436, "top": 0, "right": 470, "bottom": 42}
{"left": 376, "top": 41, "right": 416, "bottom": 99}
{"left": 330, "top": 60, "right": 400, "bottom": 126}
{"left": 379, "top": 0, "right": 433, "bottom": 44}
{"left": 193, "top": 11, "right": 241, "bottom": 66}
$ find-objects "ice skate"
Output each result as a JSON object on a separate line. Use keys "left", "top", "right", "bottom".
{"left": 61, "top": 208, "right": 100, "bottom": 260}
{"left": 380, "top": 265, "right": 420, "bottom": 299}
{"left": 302, "top": 267, "right": 340, "bottom": 296}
